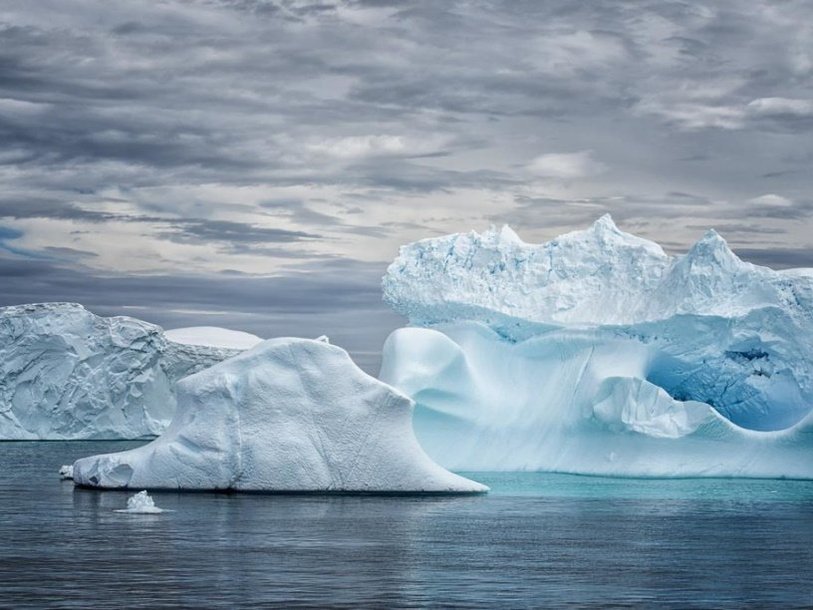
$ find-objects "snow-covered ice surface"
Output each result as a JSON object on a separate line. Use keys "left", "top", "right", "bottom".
{"left": 114, "top": 490, "right": 167, "bottom": 513}
{"left": 72, "top": 338, "right": 486, "bottom": 493}
{"left": 380, "top": 216, "right": 813, "bottom": 477}
{"left": 0, "top": 303, "right": 239, "bottom": 440}
{"left": 165, "top": 327, "right": 264, "bottom": 350}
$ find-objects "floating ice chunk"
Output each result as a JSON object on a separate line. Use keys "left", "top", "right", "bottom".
{"left": 58, "top": 464, "right": 73, "bottom": 480}
{"left": 114, "top": 491, "right": 168, "bottom": 514}
{"left": 73, "top": 338, "right": 487, "bottom": 493}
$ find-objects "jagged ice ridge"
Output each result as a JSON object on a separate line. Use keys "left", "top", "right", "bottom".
{"left": 380, "top": 216, "right": 813, "bottom": 477}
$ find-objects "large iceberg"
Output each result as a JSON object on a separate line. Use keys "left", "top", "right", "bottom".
{"left": 0, "top": 303, "right": 239, "bottom": 440}
{"left": 72, "top": 337, "right": 486, "bottom": 493}
{"left": 380, "top": 216, "right": 813, "bottom": 477}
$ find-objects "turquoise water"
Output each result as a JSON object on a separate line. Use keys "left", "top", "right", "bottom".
{"left": 468, "top": 470, "right": 813, "bottom": 501}
{"left": 1, "top": 441, "right": 812, "bottom": 608}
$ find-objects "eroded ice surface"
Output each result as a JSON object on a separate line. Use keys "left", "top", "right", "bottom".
{"left": 380, "top": 217, "right": 813, "bottom": 477}
{"left": 0, "top": 303, "right": 239, "bottom": 440}
{"left": 73, "top": 338, "right": 486, "bottom": 493}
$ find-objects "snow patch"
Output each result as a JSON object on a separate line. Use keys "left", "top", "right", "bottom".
{"left": 164, "top": 326, "right": 264, "bottom": 350}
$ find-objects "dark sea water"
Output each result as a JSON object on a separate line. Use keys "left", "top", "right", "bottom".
{"left": 1, "top": 441, "right": 812, "bottom": 608}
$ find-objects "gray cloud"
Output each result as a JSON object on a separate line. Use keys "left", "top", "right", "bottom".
{"left": 0, "top": 0, "right": 811, "bottom": 364}
{"left": 0, "top": 252, "right": 401, "bottom": 372}
{"left": 159, "top": 219, "right": 319, "bottom": 246}
{"left": 732, "top": 248, "right": 813, "bottom": 269}
{"left": 0, "top": 198, "right": 321, "bottom": 254}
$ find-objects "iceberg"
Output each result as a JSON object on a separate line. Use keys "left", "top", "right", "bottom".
{"left": 0, "top": 303, "right": 239, "bottom": 440}
{"left": 380, "top": 216, "right": 813, "bottom": 477}
{"left": 72, "top": 338, "right": 486, "bottom": 493}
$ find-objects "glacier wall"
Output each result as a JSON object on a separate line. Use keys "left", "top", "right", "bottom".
{"left": 380, "top": 216, "right": 813, "bottom": 477}
{"left": 0, "top": 303, "right": 238, "bottom": 440}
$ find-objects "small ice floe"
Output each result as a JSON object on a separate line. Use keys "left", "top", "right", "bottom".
{"left": 114, "top": 490, "right": 170, "bottom": 514}
{"left": 58, "top": 464, "right": 74, "bottom": 480}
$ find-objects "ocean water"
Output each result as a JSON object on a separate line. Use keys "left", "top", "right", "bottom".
{"left": 1, "top": 442, "right": 812, "bottom": 608}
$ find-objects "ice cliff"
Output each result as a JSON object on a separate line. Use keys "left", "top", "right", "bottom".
{"left": 0, "top": 303, "right": 239, "bottom": 440}
{"left": 72, "top": 338, "right": 486, "bottom": 493}
{"left": 380, "top": 216, "right": 813, "bottom": 477}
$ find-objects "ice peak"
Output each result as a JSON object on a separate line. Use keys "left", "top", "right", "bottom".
{"left": 685, "top": 229, "right": 741, "bottom": 268}
{"left": 498, "top": 224, "right": 522, "bottom": 244}
{"left": 479, "top": 224, "right": 523, "bottom": 247}
{"left": 702, "top": 228, "right": 724, "bottom": 243}
{"left": 590, "top": 213, "right": 619, "bottom": 234}
{"left": 555, "top": 213, "right": 666, "bottom": 259}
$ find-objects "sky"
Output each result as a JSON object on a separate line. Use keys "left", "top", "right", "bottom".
{"left": 1, "top": 0, "right": 812, "bottom": 371}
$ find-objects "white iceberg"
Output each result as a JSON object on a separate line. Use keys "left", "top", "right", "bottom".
{"left": 114, "top": 491, "right": 168, "bottom": 513}
{"left": 72, "top": 337, "right": 486, "bottom": 493}
{"left": 164, "top": 326, "right": 264, "bottom": 351}
{"left": 380, "top": 216, "right": 813, "bottom": 477}
{"left": 0, "top": 303, "right": 239, "bottom": 440}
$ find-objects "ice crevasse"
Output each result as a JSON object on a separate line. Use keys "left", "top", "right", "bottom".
{"left": 380, "top": 215, "right": 813, "bottom": 477}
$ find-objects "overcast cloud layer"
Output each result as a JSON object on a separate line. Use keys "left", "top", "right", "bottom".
{"left": 1, "top": 0, "right": 812, "bottom": 371}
